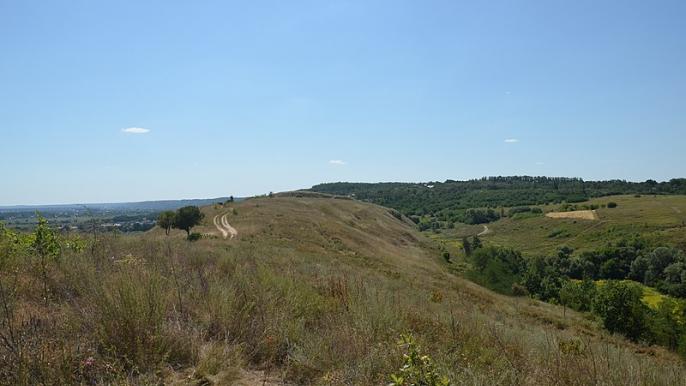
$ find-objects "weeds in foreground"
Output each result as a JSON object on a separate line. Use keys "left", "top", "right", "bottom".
{"left": 0, "top": 218, "right": 685, "bottom": 385}
{"left": 389, "top": 334, "right": 451, "bottom": 386}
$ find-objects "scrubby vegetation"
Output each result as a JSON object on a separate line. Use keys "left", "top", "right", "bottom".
{"left": 2, "top": 197, "right": 686, "bottom": 385}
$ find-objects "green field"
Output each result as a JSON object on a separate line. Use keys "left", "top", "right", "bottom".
{"left": 435, "top": 194, "right": 686, "bottom": 257}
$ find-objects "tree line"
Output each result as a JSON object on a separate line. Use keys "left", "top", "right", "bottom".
{"left": 310, "top": 177, "right": 686, "bottom": 225}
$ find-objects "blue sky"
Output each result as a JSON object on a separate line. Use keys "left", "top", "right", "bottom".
{"left": 1, "top": 0, "right": 685, "bottom": 205}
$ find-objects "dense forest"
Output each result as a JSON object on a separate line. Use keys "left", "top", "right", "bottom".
{"left": 310, "top": 177, "right": 686, "bottom": 225}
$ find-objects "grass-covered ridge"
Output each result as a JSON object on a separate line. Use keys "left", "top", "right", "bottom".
{"left": 1, "top": 196, "right": 685, "bottom": 385}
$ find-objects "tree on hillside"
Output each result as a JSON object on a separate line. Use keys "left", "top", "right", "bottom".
{"left": 462, "top": 237, "right": 472, "bottom": 256}
{"left": 173, "top": 206, "right": 204, "bottom": 236}
{"left": 157, "top": 211, "right": 176, "bottom": 235}
{"left": 592, "top": 280, "right": 648, "bottom": 341}
{"left": 32, "top": 215, "right": 61, "bottom": 300}
{"left": 472, "top": 235, "right": 483, "bottom": 250}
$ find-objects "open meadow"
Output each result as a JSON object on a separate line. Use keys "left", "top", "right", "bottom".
{"left": 436, "top": 194, "right": 686, "bottom": 258}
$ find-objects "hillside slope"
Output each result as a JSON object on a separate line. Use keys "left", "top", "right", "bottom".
{"left": 149, "top": 196, "right": 685, "bottom": 385}
{"left": 3, "top": 196, "right": 686, "bottom": 385}
{"left": 438, "top": 194, "right": 686, "bottom": 256}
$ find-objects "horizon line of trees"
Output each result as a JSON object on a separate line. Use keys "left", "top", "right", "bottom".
{"left": 311, "top": 177, "right": 686, "bottom": 226}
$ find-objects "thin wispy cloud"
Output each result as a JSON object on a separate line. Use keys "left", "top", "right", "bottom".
{"left": 329, "top": 160, "right": 346, "bottom": 165}
{"left": 535, "top": 161, "right": 545, "bottom": 165}
{"left": 504, "top": 138, "right": 519, "bottom": 143}
{"left": 122, "top": 127, "right": 150, "bottom": 134}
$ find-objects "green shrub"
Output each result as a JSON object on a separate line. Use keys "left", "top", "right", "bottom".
{"left": 547, "top": 228, "right": 569, "bottom": 238}
{"left": 187, "top": 232, "right": 202, "bottom": 241}
{"left": 592, "top": 281, "right": 648, "bottom": 341}
{"left": 607, "top": 202, "right": 618, "bottom": 208}
{"left": 388, "top": 334, "right": 450, "bottom": 386}
{"left": 469, "top": 247, "right": 525, "bottom": 294}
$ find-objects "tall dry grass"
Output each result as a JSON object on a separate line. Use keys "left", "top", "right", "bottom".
{"left": 1, "top": 200, "right": 686, "bottom": 385}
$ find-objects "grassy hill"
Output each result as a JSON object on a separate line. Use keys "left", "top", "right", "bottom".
{"left": 434, "top": 194, "right": 686, "bottom": 258}
{"left": 2, "top": 196, "right": 686, "bottom": 385}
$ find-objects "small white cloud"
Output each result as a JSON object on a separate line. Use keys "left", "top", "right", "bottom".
{"left": 122, "top": 127, "right": 150, "bottom": 134}
{"left": 329, "top": 160, "right": 346, "bottom": 165}
{"left": 504, "top": 138, "right": 519, "bottom": 143}
{"left": 535, "top": 161, "right": 545, "bottom": 165}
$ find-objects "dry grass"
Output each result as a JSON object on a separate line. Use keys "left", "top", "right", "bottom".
{"left": 1, "top": 197, "right": 685, "bottom": 385}
{"left": 546, "top": 210, "right": 599, "bottom": 220}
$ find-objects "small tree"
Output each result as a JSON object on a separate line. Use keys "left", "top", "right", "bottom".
{"left": 157, "top": 211, "right": 176, "bottom": 235}
{"left": 32, "top": 216, "right": 61, "bottom": 300}
{"left": 173, "top": 206, "right": 204, "bottom": 236}
{"left": 462, "top": 237, "right": 472, "bottom": 256}
{"left": 607, "top": 202, "right": 618, "bottom": 208}
{"left": 389, "top": 334, "right": 450, "bottom": 386}
{"left": 592, "top": 280, "right": 648, "bottom": 341}
{"left": 472, "top": 235, "right": 483, "bottom": 250}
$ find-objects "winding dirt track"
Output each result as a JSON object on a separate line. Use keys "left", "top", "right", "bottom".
{"left": 213, "top": 212, "right": 237, "bottom": 239}
{"left": 477, "top": 224, "right": 491, "bottom": 236}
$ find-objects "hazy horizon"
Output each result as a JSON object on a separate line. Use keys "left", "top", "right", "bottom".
{"left": 2, "top": 1, "right": 685, "bottom": 205}
{"left": 3, "top": 175, "right": 684, "bottom": 207}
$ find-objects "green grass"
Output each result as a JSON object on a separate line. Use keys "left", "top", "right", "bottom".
{"left": 435, "top": 194, "right": 686, "bottom": 257}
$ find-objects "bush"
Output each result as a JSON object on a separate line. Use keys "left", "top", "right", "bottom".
{"left": 511, "top": 283, "right": 529, "bottom": 296}
{"left": 462, "top": 208, "right": 500, "bottom": 224}
{"left": 508, "top": 206, "right": 532, "bottom": 216}
{"left": 607, "top": 202, "right": 618, "bottom": 208}
{"left": 547, "top": 228, "right": 569, "bottom": 238}
{"left": 469, "top": 247, "right": 525, "bottom": 294}
{"left": 388, "top": 334, "right": 450, "bottom": 386}
{"left": 187, "top": 232, "right": 202, "bottom": 241}
{"left": 592, "top": 281, "right": 648, "bottom": 341}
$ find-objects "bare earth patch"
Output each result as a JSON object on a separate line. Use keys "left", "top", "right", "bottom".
{"left": 213, "top": 211, "right": 238, "bottom": 239}
{"left": 546, "top": 210, "right": 599, "bottom": 220}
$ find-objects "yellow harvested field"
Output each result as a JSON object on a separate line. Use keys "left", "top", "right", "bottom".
{"left": 545, "top": 210, "right": 599, "bottom": 220}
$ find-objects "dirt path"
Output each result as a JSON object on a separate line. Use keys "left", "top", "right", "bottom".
{"left": 213, "top": 214, "right": 228, "bottom": 238}
{"left": 673, "top": 207, "right": 682, "bottom": 214}
{"left": 213, "top": 212, "right": 237, "bottom": 239}
{"left": 478, "top": 224, "right": 491, "bottom": 236}
{"left": 220, "top": 212, "right": 238, "bottom": 239}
